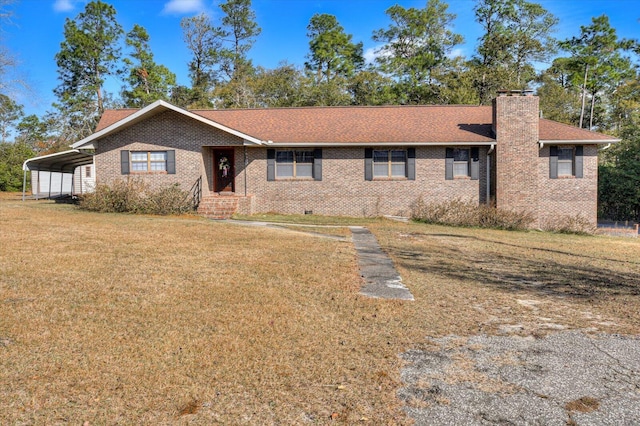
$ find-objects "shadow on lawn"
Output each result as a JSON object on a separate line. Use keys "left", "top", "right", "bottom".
{"left": 389, "top": 235, "right": 640, "bottom": 300}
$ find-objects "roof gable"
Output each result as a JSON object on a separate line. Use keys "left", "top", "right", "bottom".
{"left": 72, "top": 100, "right": 264, "bottom": 149}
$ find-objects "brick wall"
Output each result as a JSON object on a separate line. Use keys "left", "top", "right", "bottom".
{"left": 95, "top": 110, "right": 487, "bottom": 217}
{"left": 536, "top": 145, "right": 599, "bottom": 228}
{"left": 95, "top": 110, "right": 243, "bottom": 196}
{"left": 243, "top": 146, "right": 487, "bottom": 217}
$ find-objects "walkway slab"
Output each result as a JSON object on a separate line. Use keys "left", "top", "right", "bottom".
{"left": 350, "top": 227, "right": 414, "bottom": 301}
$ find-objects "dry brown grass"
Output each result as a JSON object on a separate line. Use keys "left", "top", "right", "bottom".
{"left": 1, "top": 197, "right": 640, "bottom": 424}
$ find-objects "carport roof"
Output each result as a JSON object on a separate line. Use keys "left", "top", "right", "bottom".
{"left": 23, "top": 149, "right": 94, "bottom": 173}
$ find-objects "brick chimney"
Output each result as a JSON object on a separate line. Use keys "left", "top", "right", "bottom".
{"left": 493, "top": 90, "right": 540, "bottom": 221}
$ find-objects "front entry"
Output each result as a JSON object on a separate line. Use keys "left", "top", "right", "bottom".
{"left": 213, "top": 149, "right": 235, "bottom": 193}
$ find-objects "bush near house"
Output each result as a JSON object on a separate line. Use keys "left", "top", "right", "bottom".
{"left": 79, "top": 178, "right": 193, "bottom": 215}
{"left": 410, "top": 198, "right": 535, "bottom": 231}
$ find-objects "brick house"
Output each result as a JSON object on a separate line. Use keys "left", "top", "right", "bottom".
{"left": 71, "top": 91, "right": 618, "bottom": 226}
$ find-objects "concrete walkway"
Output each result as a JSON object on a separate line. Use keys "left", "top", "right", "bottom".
{"left": 350, "top": 227, "right": 414, "bottom": 301}
{"left": 224, "top": 220, "right": 413, "bottom": 301}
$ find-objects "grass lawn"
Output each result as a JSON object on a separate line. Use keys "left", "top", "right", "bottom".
{"left": 1, "top": 194, "right": 639, "bottom": 424}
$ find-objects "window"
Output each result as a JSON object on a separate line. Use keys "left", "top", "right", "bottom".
{"left": 85, "top": 166, "right": 91, "bottom": 178}
{"left": 550, "top": 146, "right": 583, "bottom": 179}
{"left": 446, "top": 147, "right": 479, "bottom": 180}
{"left": 557, "top": 148, "right": 574, "bottom": 176}
{"left": 131, "top": 151, "right": 167, "bottom": 172}
{"left": 365, "top": 148, "right": 415, "bottom": 181}
{"left": 120, "top": 150, "right": 175, "bottom": 175}
{"left": 452, "top": 148, "right": 470, "bottom": 177}
{"left": 276, "top": 150, "right": 314, "bottom": 178}
{"left": 373, "top": 149, "right": 407, "bottom": 178}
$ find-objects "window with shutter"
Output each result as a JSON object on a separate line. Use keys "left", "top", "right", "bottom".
{"left": 370, "top": 149, "right": 408, "bottom": 179}
{"left": 550, "top": 146, "right": 582, "bottom": 179}
{"left": 274, "top": 149, "right": 317, "bottom": 179}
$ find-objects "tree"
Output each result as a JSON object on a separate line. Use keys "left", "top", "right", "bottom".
{"left": 305, "top": 13, "right": 364, "bottom": 83}
{"left": 54, "top": 0, "right": 123, "bottom": 139}
{"left": 348, "top": 69, "right": 397, "bottom": 106}
{"left": 215, "top": 0, "right": 262, "bottom": 108}
{"left": 373, "top": 0, "right": 463, "bottom": 104}
{"left": 0, "top": 94, "right": 23, "bottom": 143}
{"left": 0, "top": 141, "right": 34, "bottom": 192}
{"left": 15, "top": 114, "right": 60, "bottom": 154}
{"left": 472, "top": 0, "right": 557, "bottom": 104}
{"left": 249, "top": 63, "right": 304, "bottom": 107}
{"left": 219, "top": 0, "right": 261, "bottom": 80}
{"left": 599, "top": 129, "right": 640, "bottom": 222}
{"left": 0, "top": 0, "right": 22, "bottom": 95}
{"left": 559, "top": 15, "right": 636, "bottom": 130}
{"left": 121, "top": 24, "right": 177, "bottom": 108}
{"left": 181, "top": 13, "right": 223, "bottom": 107}
{"left": 536, "top": 58, "right": 581, "bottom": 125}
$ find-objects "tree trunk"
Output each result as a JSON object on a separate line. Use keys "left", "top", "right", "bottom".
{"left": 589, "top": 90, "right": 596, "bottom": 130}
{"left": 579, "top": 64, "right": 588, "bottom": 129}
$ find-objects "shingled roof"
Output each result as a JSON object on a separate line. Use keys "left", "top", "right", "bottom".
{"left": 89, "top": 100, "right": 618, "bottom": 147}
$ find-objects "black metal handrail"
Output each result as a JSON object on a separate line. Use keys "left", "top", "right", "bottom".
{"left": 188, "top": 176, "right": 202, "bottom": 209}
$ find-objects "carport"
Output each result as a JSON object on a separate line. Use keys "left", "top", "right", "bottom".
{"left": 22, "top": 149, "right": 94, "bottom": 201}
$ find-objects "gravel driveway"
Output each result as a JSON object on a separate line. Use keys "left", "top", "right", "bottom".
{"left": 399, "top": 331, "right": 640, "bottom": 425}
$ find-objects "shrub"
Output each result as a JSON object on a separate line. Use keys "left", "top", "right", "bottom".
{"left": 410, "top": 197, "right": 534, "bottom": 231}
{"left": 541, "top": 215, "right": 596, "bottom": 235}
{"left": 79, "top": 179, "right": 194, "bottom": 215}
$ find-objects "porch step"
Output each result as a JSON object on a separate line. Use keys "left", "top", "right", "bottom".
{"left": 197, "top": 196, "right": 240, "bottom": 219}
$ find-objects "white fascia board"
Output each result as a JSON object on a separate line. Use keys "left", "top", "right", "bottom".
{"left": 72, "top": 100, "right": 264, "bottom": 149}
{"left": 251, "top": 141, "right": 496, "bottom": 147}
{"left": 22, "top": 149, "right": 81, "bottom": 170}
{"left": 540, "top": 139, "right": 620, "bottom": 145}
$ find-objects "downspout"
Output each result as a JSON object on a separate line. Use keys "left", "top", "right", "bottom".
{"left": 486, "top": 143, "right": 495, "bottom": 205}
{"left": 244, "top": 145, "right": 248, "bottom": 197}
{"left": 600, "top": 143, "right": 612, "bottom": 151}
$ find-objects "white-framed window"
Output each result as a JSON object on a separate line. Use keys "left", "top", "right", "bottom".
{"left": 373, "top": 149, "right": 407, "bottom": 178}
{"left": 131, "top": 151, "right": 167, "bottom": 172}
{"left": 452, "top": 148, "right": 470, "bottom": 177}
{"left": 276, "top": 150, "right": 314, "bottom": 178}
{"left": 557, "top": 147, "right": 574, "bottom": 177}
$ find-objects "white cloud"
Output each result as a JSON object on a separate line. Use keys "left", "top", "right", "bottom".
{"left": 447, "top": 48, "right": 465, "bottom": 59}
{"left": 162, "top": 0, "right": 206, "bottom": 15}
{"left": 52, "top": 0, "right": 75, "bottom": 12}
{"left": 364, "top": 45, "right": 390, "bottom": 65}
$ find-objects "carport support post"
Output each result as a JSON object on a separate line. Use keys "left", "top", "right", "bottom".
{"left": 35, "top": 170, "right": 39, "bottom": 200}
{"left": 60, "top": 172, "right": 64, "bottom": 197}
{"left": 48, "top": 171, "right": 52, "bottom": 199}
{"left": 22, "top": 169, "right": 26, "bottom": 201}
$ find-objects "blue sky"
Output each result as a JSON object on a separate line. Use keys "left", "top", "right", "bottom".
{"left": 4, "top": 0, "right": 640, "bottom": 118}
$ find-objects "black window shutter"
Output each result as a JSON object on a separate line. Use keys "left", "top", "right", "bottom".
{"left": 120, "top": 150, "right": 130, "bottom": 175}
{"left": 166, "top": 150, "right": 176, "bottom": 174}
{"left": 267, "top": 149, "right": 275, "bottom": 181}
{"left": 445, "top": 148, "right": 454, "bottom": 180}
{"left": 470, "top": 147, "right": 479, "bottom": 180}
{"left": 407, "top": 147, "right": 416, "bottom": 180}
{"left": 549, "top": 146, "right": 558, "bottom": 179}
{"left": 313, "top": 148, "right": 322, "bottom": 181}
{"left": 364, "top": 148, "right": 373, "bottom": 181}
{"left": 574, "top": 146, "right": 583, "bottom": 178}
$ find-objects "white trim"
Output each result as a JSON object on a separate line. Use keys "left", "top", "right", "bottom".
{"left": 540, "top": 139, "right": 620, "bottom": 145}
{"left": 22, "top": 149, "right": 83, "bottom": 171}
{"left": 72, "top": 100, "right": 265, "bottom": 149}
{"left": 250, "top": 141, "right": 497, "bottom": 148}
